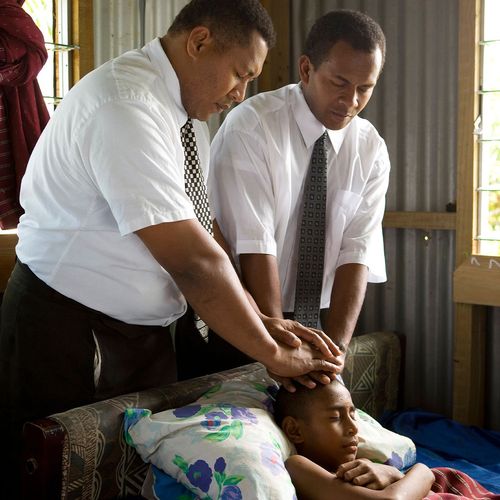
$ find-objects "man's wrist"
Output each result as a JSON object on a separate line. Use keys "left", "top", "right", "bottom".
{"left": 337, "top": 341, "right": 347, "bottom": 354}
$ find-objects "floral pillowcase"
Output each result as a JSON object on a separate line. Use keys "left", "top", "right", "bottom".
{"left": 124, "top": 371, "right": 416, "bottom": 499}
{"left": 125, "top": 373, "right": 297, "bottom": 499}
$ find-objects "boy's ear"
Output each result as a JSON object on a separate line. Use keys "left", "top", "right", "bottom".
{"left": 281, "top": 416, "right": 305, "bottom": 444}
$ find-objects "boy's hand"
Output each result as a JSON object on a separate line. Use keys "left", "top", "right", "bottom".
{"left": 336, "top": 458, "right": 404, "bottom": 489}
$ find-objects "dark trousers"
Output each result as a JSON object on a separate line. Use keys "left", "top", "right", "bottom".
{"left": 175, "top": 306, "right": 252, "bottom": 380}
{"left": 0, "top": 261, "right": 176, "bottom": 496}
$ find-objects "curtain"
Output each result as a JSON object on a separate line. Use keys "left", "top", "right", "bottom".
{"left": 0, "top": 0, "right": 49, "bottom": 229}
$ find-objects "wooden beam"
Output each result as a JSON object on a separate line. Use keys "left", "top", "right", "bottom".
{"left": 383, "top": 211, "right": 456, "bottom": 230}
{"left": 453, "top": 303, "right": 485, "bottom": 425}
{"left": 71, "top": 0, "right": 94, "bottom": 85}
{"left": 258, "top": 0, "right": 290, "bottom": 92}
{"left": 455, "top": 0, "right": 480, "bottom": 261}
{"left": 453, "top": 0, "right": 485, "bottom": 427}
{"left": 0, "top": 232, "right": 18, "bottom": 292}
{"left": 454, "top": 255, "right": 500, "bottom": 307}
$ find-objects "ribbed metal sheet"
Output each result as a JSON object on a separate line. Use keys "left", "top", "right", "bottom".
{"left": 93, "top": 0, "right": 191, "bottom": 67}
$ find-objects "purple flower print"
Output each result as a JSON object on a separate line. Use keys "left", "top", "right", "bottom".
{"left": 384, "top": 451, "right": 403, "bottom": 469}
{"left": 214, "top": 456, "right": 226, "bottom": 473}
{"left": 186, "top": 459, "right": 213, "bottom": 492}
{"left": 260, "top": 442, "right": 285, "bottom": 475}
{"left": 201, "top": 411, "right": 228, "bottom": 430}
{"left": 230, "top": 407, "right": 257, "bottom": 424}
{"left": 173, "top": 404, "right": 201, "bottom": 418}
{"left": 221, "top": 485, "right": 243, "bottom": 500}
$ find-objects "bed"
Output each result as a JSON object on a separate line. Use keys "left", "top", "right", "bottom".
{"left": 21, "top": 330, "right": 402, "bottom": 499}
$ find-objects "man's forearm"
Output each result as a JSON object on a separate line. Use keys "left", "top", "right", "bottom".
{"left": 239, "top": 253, "right": 284, "bottom": 318}
{"left": 324, "top": 263, "right": 368, "bottom": 349}
{"left": 137, "top": 220, "right": 279, "bottom": 365}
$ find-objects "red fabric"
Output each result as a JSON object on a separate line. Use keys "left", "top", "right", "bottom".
{"left": 424, "top": 467, "right": 500, "bottom": 500}
{"left": 0, "top": 0, "right": 50, "bottom": 229}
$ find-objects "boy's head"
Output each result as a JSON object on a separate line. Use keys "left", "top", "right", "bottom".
{"left": 274, "top": 379, "right": 359, "bottom": 471}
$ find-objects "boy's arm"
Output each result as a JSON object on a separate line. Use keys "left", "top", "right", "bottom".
{"left": 285, "top": 455, "right": 434, "bottom": 500}
{"left": 336, "top": 458, "right": 403, "bottom": 489}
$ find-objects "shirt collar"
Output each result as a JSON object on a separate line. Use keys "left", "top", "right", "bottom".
{"left": 291, "top": 83, "right": 349, "bottom": 154}
{"left": 142, "top": 37, "right": 188, "bottom": 127}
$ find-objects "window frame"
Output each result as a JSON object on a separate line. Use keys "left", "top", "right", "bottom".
{"left": 453, "top": 0, "right": 500, "bottom": 308}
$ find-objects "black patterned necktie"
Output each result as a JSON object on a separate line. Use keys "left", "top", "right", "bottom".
{"left": 181, "top": 119, "right": 213, "bottom": 235}
{"left": 294, "top": 131, "right": 328, "bottom": 328}
{"left": 180, "top": 118, "right": 212, "bottom": 341}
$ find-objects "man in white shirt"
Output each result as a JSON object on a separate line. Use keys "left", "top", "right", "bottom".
{"left": 0, "top": 0, "right": 339, "bottom": 492}
{"left": 203, "top": 10, "right": 390, "bottom": 389}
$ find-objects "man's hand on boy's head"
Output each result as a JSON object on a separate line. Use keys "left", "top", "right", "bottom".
{"left": 261, "top": 317, "right": 341, "bottom": 360}
{"left": 336, "top": 459, "right": 404, "bottom": 489}
{"left": 268, "top": 370, "right": 336, "bottom": 392}
{"left": 266, "top": 338, "right": 342, "bottom": 391}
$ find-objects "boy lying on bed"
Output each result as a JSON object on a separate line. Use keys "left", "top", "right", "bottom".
{"left": 273, "top": 379, "right": 499, "bottom": 500}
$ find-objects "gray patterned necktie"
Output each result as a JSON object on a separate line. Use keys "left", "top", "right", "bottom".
{"left": 294, "top": 131, "right": 328, "bottom": 328}
{"left": 180, "top": 118, "right": 212, "bottom": 341}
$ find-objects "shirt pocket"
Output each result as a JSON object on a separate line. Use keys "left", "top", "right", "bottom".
{"left": 330, "top": 189, "right": 364, "bottom": 226}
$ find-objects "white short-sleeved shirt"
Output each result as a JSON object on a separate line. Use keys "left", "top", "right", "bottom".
{"left": 208, "top": 84, "right": 390, "bottom": 312}
{"left": 17, "top": 38, "right": 210, "bottom": 326}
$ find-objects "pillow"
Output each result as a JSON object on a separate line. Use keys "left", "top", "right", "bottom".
{"left": 356, "top": 409, "right": 416, "bottom": 468}
{"left": 125, "top": 371, "right": 297, "bottom": 500}
{"left": 141, "top": 465, "right": 195, "bottom": 500}
{"left": 125, "top": 371, "right": 416, "bottom": 499}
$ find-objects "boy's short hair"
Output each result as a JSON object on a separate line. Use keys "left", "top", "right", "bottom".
{"left": 303, "top": 10, "right": 386, "bottom": 69}
{"left": 273, "top": 379, "right": 345, "bottom": 427}
{"left": 168, "top": 0, "right": 276, "bottom": 50}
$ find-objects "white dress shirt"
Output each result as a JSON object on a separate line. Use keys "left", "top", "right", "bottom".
{"left": 17, "top": 38, "right": 210, "bottom": 326}
{"left": 209, "top": 84, "right": 390, "bottom": 312}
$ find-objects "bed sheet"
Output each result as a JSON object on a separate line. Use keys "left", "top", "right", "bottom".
{"left": 380, "top": 409, "right": 500, "bottom": 493}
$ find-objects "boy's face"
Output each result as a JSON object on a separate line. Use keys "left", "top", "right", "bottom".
{"left": 291, "top": 382, "right": 359, "bottom": 471}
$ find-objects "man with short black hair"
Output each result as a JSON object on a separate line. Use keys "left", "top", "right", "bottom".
{"left": 207, "top": 9, "right": 390, "bottom": 389}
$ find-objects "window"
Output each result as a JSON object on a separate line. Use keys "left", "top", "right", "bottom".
{"left": 477, "top": 0, "right": 500, "bottom": 255}
{"left": 23, "top": 0, "right": 75, "bottom": 115}
{"left": 0, "top": 1, "right": 92, "bottom": 291}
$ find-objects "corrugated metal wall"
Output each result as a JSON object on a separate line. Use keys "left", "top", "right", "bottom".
{"left": 93, "top": 0, "right": 189, "bottom": 67}
{"left": 93, "top": 0, "right": 498, "bottom": 429}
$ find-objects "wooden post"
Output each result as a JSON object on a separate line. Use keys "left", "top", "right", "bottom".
{"left": 453, "top": 0, "right": 486, "bottom": 426}
{"left": 71, "top": 0, "right": 94, "bottom": 85}
{"left": 258, "top": 0, "right": 290, "bottom": 92}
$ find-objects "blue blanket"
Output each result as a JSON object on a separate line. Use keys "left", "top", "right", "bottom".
{"left": 380, "top": 409, "right": 500, "bottom": 493}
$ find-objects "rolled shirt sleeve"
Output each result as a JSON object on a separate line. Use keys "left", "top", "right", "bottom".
{"left": 209, "top": 122, "right": 278, "bottom": 264}
{"left": 335, "top": 140, "right": 390, "bottom": 283}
